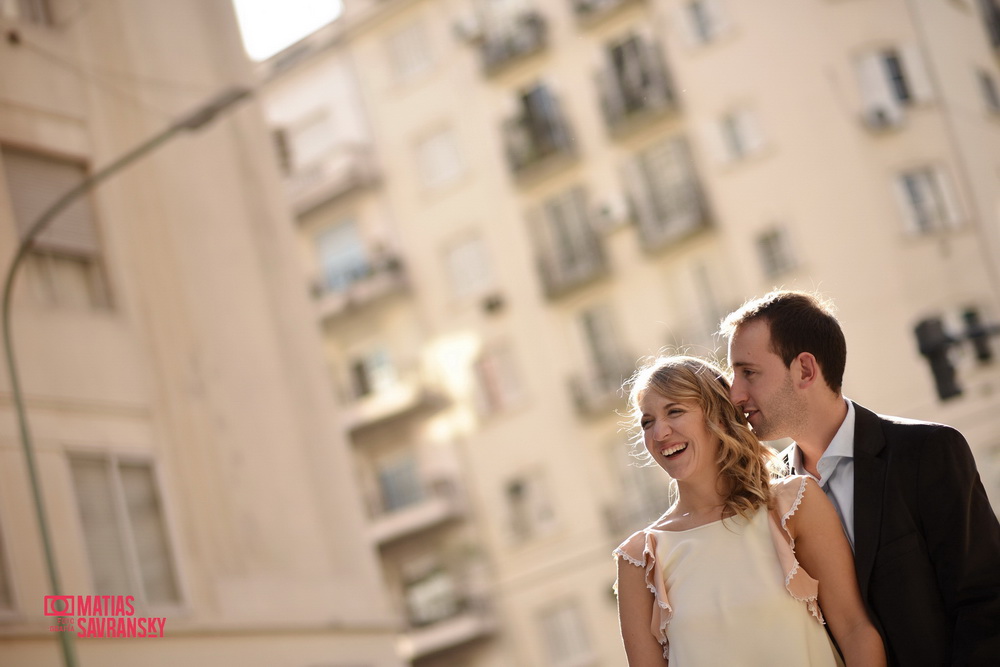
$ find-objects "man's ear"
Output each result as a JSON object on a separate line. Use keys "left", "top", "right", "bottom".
{"left": 793, "top": 352, "right": 820, "bottom": 389}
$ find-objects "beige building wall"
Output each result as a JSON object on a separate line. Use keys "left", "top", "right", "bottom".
{"left": 0, "top": 1, "right": 401, "bottom": 665}
{"left": 263, "top": 0, "right": 1000, "bottom": 665}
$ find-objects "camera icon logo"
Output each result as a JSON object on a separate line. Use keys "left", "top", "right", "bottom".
{"left": 43, "top": 596, "right": 75, "bottom": 616}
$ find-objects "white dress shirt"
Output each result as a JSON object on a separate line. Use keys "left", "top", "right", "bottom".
{"left": 790, "top": 399, "right": 856, "bottom": 551}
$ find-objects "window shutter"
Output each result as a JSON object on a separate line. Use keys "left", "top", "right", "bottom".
{"left": 856, "top": 53, "right": 903, "bottom": 125}
{"left": 2, "top": 148, "right": 102, "bottom": 257}
{"left": 738, "top": 109, "right": 766, "bottom": 157}
{"left": 935, "top": 167, "right": 963, "bottom": 227}
{"left": 621, "top": 155, "right": 659, "bottom": 235}
{"left": 892, "top": 174, "right": 922, "bottom": 234}
{"left": 119, "top": 462, "right": 181, "bottom": 605}
{"left": 900, "top": 45, "right": 934, "bottom": 103}
{"left": 69, "top": 457, "right": 133, "bottom": 595}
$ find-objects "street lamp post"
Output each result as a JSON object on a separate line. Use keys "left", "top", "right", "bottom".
{"left": 0, "top": 86, "right": 252, "bottom": 667}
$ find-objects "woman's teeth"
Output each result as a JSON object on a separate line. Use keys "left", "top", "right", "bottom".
{"left": 661, "top": 443, "right": 687, "bottom": 457}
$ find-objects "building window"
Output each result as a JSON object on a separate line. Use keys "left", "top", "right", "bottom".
{"left": 377, "top": 453, "right": 424, "bottom": 513}
{"left": 445, "top": 235, "right": 494, "bottom": 301}
{"left": 1, "top": 147, "right": 111, "bottom": 309}
{"left": 579, "top": 304, "right": 630, "bottom": 390}
{"left": 287, "top": 109, "right": 336, "bottom": 171}
{"left": 405, "top": 568, "right": 459, "bottom": 626}
{"left": 315, "top": 220, "right": 369, "bottom": 293}
{"left": 856, "top": 47, "right": 932, "bottom": 128}
{"left": 893, "top": 167, "right": 961, "bottom": 234}
{"left": 474, "top": 343, "right": 523, "bottom": 415}
{"left": 0, "top": 0, "right": 51, "bottom": 24}
{"left": 69, "top": 455, "right": 181, "bottom": 607}
{"left": 348, "top": 347, "right": 396, "bottom": 399}
{"left": 416, "top": 128, "right": 464, "bottom": 190}
{"left": 386, "top": 21, "right": 433, "bottom": 83}
{"left": 506, "top": 471, "right": 556, "bottom": 542}
{"left": 538, "top": 601, "right": 594, "bottom": 667}
{"left": 719, "top": 108, "right": 764, "bottom": 162}
{"left": 756, "top": 227, "right": 797, "bottom": 278}
{"left": 529, "top": 187, "right": 605, "bottom": 297}
{"left": 682, "top": 0, "right": 729, "bottom": 45}
{"left": 978, "top": 69, "right": 1000, "bottom": 113}
{"left": 624, "top": 136, "right": 706, "bottom": 248}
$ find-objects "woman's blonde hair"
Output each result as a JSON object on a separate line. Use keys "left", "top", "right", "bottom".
{"left": 625, "top": 355, "right": 780, "bottom": 520}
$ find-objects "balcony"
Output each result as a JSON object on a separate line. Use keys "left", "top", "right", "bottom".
{"left": 399, "top": 596, "right": 495, "bottom": 661}
{"left": 569, "top": 358, "right": 635, "bottom": 418}
{"left": 285, "top": 144, "right": 379, "bottom": 215}
{"left": 312, "top": 251, "right": 407, "bottom": 322}
{"left": 599, "top": 43, "right": 676, "bottom": 136}
{"left": 480, "top": 11, "right": 548, "bottom": 76}
{"left": 536, "top": 233, "right": 608, "bottom": 299}
{"left": 572, "top": 0, "right": 646, "bottom": 27}
{"left": 503, "top": 114, "right": 576, "bottom": 182}
{"left": 341, "top": 370, "right": 446, "bottom": 432}
{"left": 631, "top": 182, "right": 711, "bottom": 254}
{"left": 370, "top": 475, "right": 464, "bottom": 546}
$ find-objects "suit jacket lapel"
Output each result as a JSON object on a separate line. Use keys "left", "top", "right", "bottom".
{"left": 852, "top": 402, "right": 887, "bottom": 599}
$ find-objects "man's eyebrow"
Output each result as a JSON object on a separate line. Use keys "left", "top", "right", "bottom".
{"left": 731, "top": 361, "right": 753, "bottom": 369}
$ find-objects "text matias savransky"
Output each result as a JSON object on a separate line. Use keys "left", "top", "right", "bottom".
{"left": 47, "top": 595, "right": 166, "bottom": 638}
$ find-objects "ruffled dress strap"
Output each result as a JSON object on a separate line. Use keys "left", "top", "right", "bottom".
{"left": 768, "top": 475, "right": 825, "bottom": 624}
{"left": 613, "top": 530, "right": 672, "bottom": 659}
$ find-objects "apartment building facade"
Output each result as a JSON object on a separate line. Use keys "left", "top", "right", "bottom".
{"left": 261, "top": 0, "right": 1000, "bottom": 665}
{"left": 0, "top": 1, "right": 401, "bottom": 665}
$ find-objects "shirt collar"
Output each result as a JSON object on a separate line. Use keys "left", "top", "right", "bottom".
{"left": 790, "top": 399, "right": 855, "bottom": 472}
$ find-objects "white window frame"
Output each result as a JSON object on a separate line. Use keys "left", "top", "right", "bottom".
{"left": 445, "top": 234, "right": 494, "bottom": 302}
{"left": 856, "top": 46, "right": 933, "bottom": 129}
{"left": 505, "top": 469, "right": 557, "bottom": 543}
{"left": 679, "top": 0, "right": 731, "bottom": 46}
{"left": 756, "top": 226, "right": 797, "bottom": 278}
{"left": 892, "top": 166, "right": 962, "bottom": 235}
{"left": 68, "top": 452, "right": 184, "bottom": 612}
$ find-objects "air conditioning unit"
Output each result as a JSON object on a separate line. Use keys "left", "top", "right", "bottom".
{"left": 595, "top": 194, "right": 631, "bottom": 232}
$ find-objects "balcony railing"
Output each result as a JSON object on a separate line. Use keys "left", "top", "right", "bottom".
{"left": 536, "top": 232, "right": 608, "bottom": 299}
{"left": 502, "top": 108, "right": 575, "bottom": 177}
{"left": 312, "top": 251, "right": 407, "bottom": 321}
{"left": 631, "top": 181, "right": 711, "bottom": 253}
{"left": 370, "top": 475, "right": 464, "bottom": 546}
{"left": 572, "top": 0, "right": 646, "bottom": 26}
{"left": 399, "top": 597, "right": 496, "bottom": 661}
{"left": 341, "top": 370, "right": 447, "bottom": 432}
{"left": 480, "top": 11, "right": 548, "bottom": 76}
{"left": 569, "top": 358, "right": 635, "bottom": 418}
{"left": 598, "top": 43, "right": 676, "bottom": 135}
{"left": 285, "top": 143, "right": 379, "bottom": 215}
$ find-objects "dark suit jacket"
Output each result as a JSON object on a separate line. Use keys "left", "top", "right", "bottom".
{"left": 786, "top": 402, "right": 1000, "bottom": 666}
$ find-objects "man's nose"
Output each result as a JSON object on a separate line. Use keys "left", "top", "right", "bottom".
{"left": 729, "top": 378, "right": 747, "bottom": 407}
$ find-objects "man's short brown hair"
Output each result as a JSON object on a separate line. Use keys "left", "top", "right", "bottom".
{"left": 721, "top": 290, "right": 847, "bottom": 394}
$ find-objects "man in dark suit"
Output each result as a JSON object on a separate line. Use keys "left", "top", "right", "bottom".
{"left": 722, "top": 290, "right": 1000, "bottom": 666}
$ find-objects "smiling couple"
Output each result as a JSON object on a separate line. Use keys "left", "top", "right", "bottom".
{"left": 614, "top": 290, "right": 1000, "bottom": 667}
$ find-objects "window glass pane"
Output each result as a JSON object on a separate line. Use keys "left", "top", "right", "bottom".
{"left": 120, "top": 463, "right": 180, "bottom": 605}
{"left": 316, "top": 221, "right": 369, "bottom": 292}
{"left": 70, "top": 458, "right": 132, "bottom": 595}
{"left": 378, "top": 455, "right": 424, "bottom": 512}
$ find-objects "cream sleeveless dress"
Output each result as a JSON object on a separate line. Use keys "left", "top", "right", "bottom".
{"left": 615, "top": 476, "right": 844, "bottom": 666}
